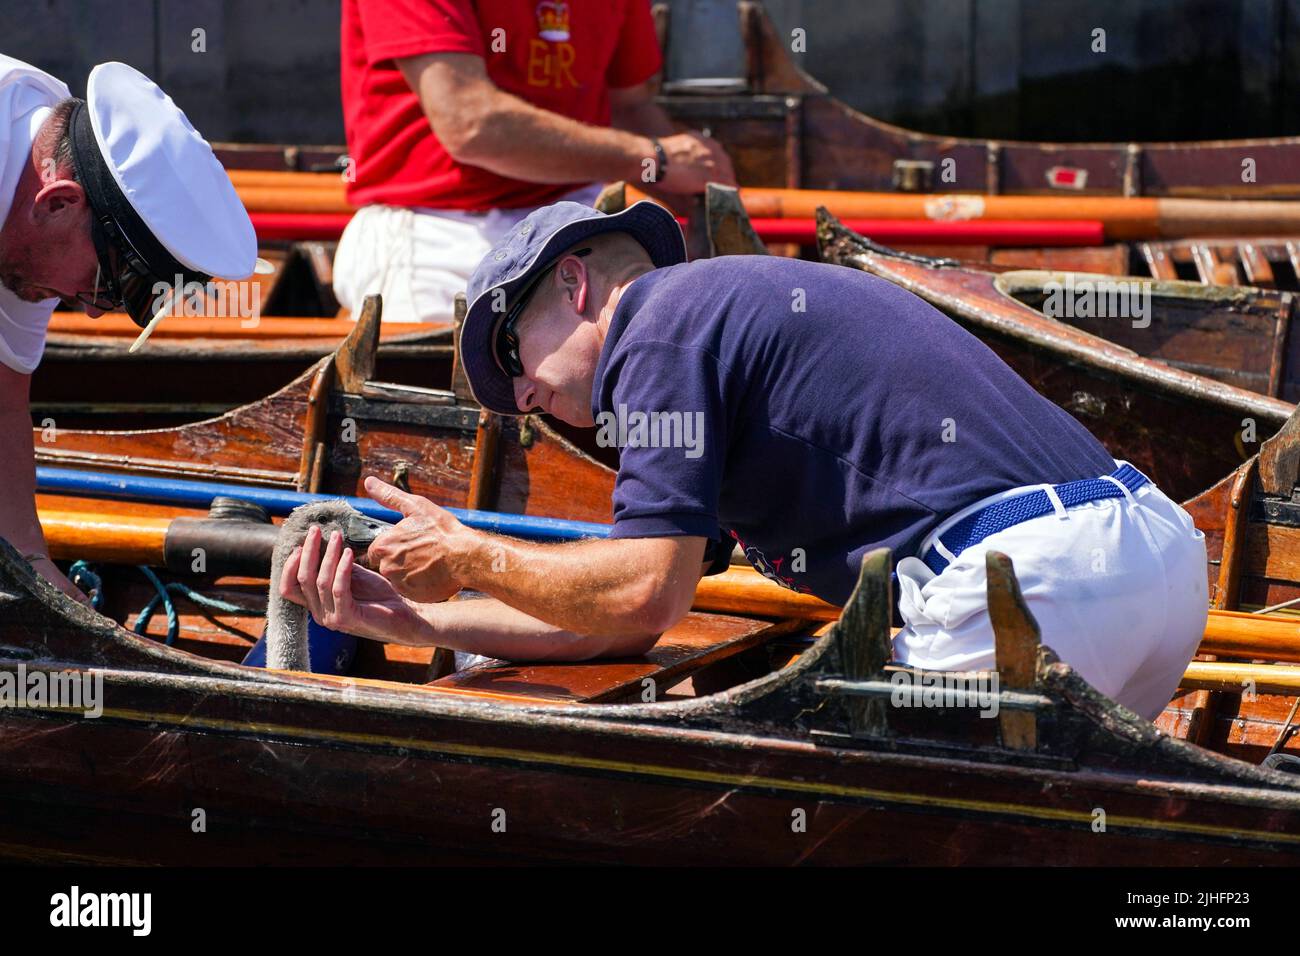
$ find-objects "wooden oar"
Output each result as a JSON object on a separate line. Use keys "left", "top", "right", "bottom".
{"left": 1181, "top": 661, "right": 1300, "bottom": 696}
{"left": 46, "top": 313, "right": 446, "bottom": 342}
{"left": 31, "top": 503, "right": 1300, "bottom": 663}
{"left": 1200, "top": 609, "right": 1300, "bottom": 659}
{"left": 36, "top": 505, "right": 839, "bottom": 620}
{"left": 224, "top": 167, "right": 1300, "bottom": 241}
{"left": 627, "top": 185, "right": 1300, "bottom": 241}
{"left": 228, "top": 170, "right": 343, "bottom": 190}
{"left": 237, "top": 186, "right": 356, "bottom": 215}
{"left": 41, "top": 509, "right": 173, "bottom": 564}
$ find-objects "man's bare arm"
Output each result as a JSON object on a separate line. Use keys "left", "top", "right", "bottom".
{"left": 365, "top": 476, "right": 706, "bottom": 638}
{"left": 0, "top": 366, "right": 87, "bottom": 603}
{"left": 284, "top": 526, "right": 708, "bottom": 660}
{"left": 419, "top": 594, "right": 660, "bottom": 660}
{"left": 396, "top": 53, "right": 734, "bottom": 193}
{"left": 0, "top": 366, "right": 44, "bottom": 555}
{"left": 453, "top": 533, "right": 707, "bottom": 638}
{"left": 608, "top": 78, "right": 735, "bottom": 213}
{"left": 609, "top": 80, "right": 676, "bottom": 137}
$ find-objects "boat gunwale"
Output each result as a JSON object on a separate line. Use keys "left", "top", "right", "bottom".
{"left": 992, "top": 268, "right": 1268, "bottom": 308}
{"left": 5, "top": 534, "right": 1300, "bottom": 809}
{"left": 8, "top": 653, "right": 1300, "bottom": 831}
{"left": 829, "top": 244, "right": 1294, "bottom": 423}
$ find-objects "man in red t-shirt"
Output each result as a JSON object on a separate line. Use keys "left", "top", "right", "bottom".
{"left": 335, "top": 0, "right": 734, "bottom": 323}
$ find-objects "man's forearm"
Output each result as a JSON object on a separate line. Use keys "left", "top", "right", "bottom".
{"left": 448, "top": 532, "right": 696, "bottom": 638}
{"left": 0, "top": 410, "right": 47, "bottom": 555}
{"left": 611, "top": 99, "right": 677, "bottom": 139}
{"left": 413, "top": 595, "right": 654, "bottom": 661}
{"left": 454, "top": 90, "right": 655, "bottom": 184}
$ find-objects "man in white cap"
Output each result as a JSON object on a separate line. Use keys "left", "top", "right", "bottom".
{"left": 0, "top": 53, "right": 258, "bottom": 602}
{"left": 284, "top": 200, "right": 1209, "bottom": 721}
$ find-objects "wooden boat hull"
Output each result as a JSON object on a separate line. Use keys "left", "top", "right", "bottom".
{"left": 6, "top": 675, "right": 1300, "bottom": 865}
{"left": 815, "top": 213, "right": 1295, "bottom": 502}
{"left": 31, "top": 297, "right": 618, "bottom": 525}
{"left": 1, "top": 538, "right": 1298, "bottom": 865}
{"left": 35, "top": 312, "right": 452, "bottom": 430}
{"left": 13, "top": 309, "right": 1300, "bottom": 864}
{"left": 658, "top": 2, "right": 1300, "bottom": 200}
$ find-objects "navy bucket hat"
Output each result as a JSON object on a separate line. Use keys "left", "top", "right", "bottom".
{"left": 460, "top": 200, "right": 687, "bottom": 415}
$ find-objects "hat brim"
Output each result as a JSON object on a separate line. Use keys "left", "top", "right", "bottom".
{"left": 460, "top": 201, "right": 687, "bottom": 416}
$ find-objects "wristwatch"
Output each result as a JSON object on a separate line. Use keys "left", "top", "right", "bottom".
{"left": 650, "top": 138, "right": 669, "bottom": 183}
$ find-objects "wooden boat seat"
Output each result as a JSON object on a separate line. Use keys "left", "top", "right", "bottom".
{"left": 425, "top": 612, "right": 802, "bottom": 704}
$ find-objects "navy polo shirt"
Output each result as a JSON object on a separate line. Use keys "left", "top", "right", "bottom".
{"left": 591, "top": 256, "right": 1116, "bottom": 605}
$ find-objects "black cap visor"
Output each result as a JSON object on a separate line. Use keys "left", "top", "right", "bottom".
{"left": 68, "top": 100, "right": 209, "bottom": 327}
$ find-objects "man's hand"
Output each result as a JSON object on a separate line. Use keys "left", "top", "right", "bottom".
{"left": 652, "top": 131, "right": 737, "bottom": 194}
{"left": 364, "top": 476, "right": 473, "bottom": 603}
{"left": 29, "top": 557, "right": 93, "bottom": 608}
{"left": 280, "top": 526, "right": 425, "bottom": 644}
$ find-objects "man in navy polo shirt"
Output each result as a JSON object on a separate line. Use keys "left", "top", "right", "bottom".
{"left": 281, "top": 201, "right": 1208, "bottom": 720}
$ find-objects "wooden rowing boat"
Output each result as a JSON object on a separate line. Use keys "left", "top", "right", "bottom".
{"left": 812, "top": 208, "right": 1295, "bottom": 502}
{"left": 793, "top": 202, "right": 1300, "bottom": 765}
{"left": 36, "top": 311, "right": 451, "bottom": 430}
{"left": 865, "top": 235, "right": 1300, "bottom": 408}
{"left": 13, "top": 290, "right": 1300, "bottom": 862}
{"left": 33, "top": 241, "right": 451, "bottom": 429}
{"left": 6, "top": 451, "right": 1300, "bottom": 862}
{"left": 657, "top": 1, "right": 1300, "bottom": 201}
{"left": 33, "top": 296, "right": 617, "bottom": 524}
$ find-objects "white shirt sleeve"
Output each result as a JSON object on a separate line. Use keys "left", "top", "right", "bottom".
{"left": 0, "top": 56, "right": 69, "bottom": 375}
{"left": 0, "top": 283, "right": 54, "bottom": 374}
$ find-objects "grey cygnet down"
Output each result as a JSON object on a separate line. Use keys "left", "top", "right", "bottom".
{"left": 266, "top": 500, "right": 362, "bottom": 671}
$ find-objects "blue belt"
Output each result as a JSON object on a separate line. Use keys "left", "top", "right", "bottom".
{"left": 920, "top": 463, "right": 1150, "bottom": 575}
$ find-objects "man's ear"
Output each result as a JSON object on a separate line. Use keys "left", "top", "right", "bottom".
{"left": 556, "top": 252, "right": 589, "bottom": 313}
{"left": 30, "top": 179, "right": 87, "bottom": 225}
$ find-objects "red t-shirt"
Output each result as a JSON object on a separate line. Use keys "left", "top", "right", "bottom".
{"left": 340, "top": 0, "right": 663, "bottom": 211}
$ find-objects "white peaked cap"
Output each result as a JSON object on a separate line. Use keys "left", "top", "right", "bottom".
{"left": 86, "top": 61, "right": 255, "bottom": 280}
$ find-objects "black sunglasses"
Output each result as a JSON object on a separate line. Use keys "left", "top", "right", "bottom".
{"left": 76, "top": 214, "right": 174, "bottom": 322}
{"left": 495, "top": 247, "right": 591, "bottom": 378}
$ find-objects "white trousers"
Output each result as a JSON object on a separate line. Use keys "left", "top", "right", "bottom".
{"left": 333, "top": 183, "right": 603, "bottom": 324}
{"left": 893, "top": 463, "right": 1208, "bottom": 721}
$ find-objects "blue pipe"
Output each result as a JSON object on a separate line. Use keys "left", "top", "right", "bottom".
{"left": 35, "top": 466, "right": 611, "bottom": 542}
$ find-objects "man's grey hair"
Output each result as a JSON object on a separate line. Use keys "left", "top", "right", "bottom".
{"left": 46, "top": 97, "right": 80, "bottom": 179}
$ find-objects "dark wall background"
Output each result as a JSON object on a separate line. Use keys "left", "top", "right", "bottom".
{"left": 766, "top": 0, "right": 1300, "bottom": 142}
{"left": 5, "top": 0, "right": 1297, "bottom": 145}
{"left": 7, "top": 0, "right": 345, "bottom": 143}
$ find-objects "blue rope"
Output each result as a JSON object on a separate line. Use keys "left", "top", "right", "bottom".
{"left": 69, "top": 556, "right": 264, "bottom": 646}
{"left": 133, "top": 566, "right": 179, "bottom": 645}
{"left": 131, "top": 571, "right": 261, "bottom": 646}
{"left": 67, "top": 560, "right": 103, "bottom": 611}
